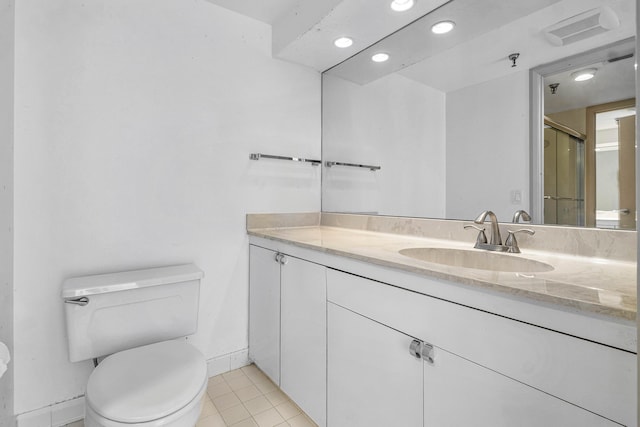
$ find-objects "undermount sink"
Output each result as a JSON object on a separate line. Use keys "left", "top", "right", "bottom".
{"left": 398, "top": 247, "right": 554, "bottom": 273}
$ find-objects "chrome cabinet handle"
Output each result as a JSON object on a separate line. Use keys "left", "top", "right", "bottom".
{"left": 274, "top": 253, "right": 288, "bottom": 265}
{"left": 409, "top": 339, "right": 422, "bottom": 359}
{"left": 64, "top": 297, "right": 89, "bottom": 306}
{"left": 409, "top": 339, "right": 435, "bottom": 364}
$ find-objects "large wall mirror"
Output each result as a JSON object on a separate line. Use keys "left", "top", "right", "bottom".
{"left": 321, "top": 0, "right": 636, "bottom": 228}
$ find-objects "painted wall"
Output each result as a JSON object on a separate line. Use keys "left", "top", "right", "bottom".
{"left": 0, "top": 0, "right": 14, "bottom": 425}
{"left": 322, "top": 73, "right": 446, "bottom": 217}
{"left": 446, "top": 71, "right": 530, "bottom": 221}
{"left": 13, "top": 0, "right": 320, "bottom": 415}
{"left": 547, "top": 108, "right": 587, "bottom": 135}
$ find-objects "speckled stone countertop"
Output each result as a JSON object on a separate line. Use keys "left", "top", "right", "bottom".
{"left": 247, "top": 213, "right": 637, "bottom": 321}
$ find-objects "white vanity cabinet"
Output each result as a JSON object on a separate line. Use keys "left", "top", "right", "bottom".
{"left": 248, "top": 244, "right": 327, "bottom": 427}
{"left": 249, "top": 245, "right": 281, "bottom": 384}
{"left": 248, "top": 238, "right": 636, "bottom": 427}
{"left": 326, "top": 268, "right": 635, "bottom": 427}
{"left": 327, "top": 302, "right": 423, "bottom": 426}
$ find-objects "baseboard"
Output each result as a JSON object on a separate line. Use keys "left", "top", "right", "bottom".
{"left": 16, "top": 348, "right": 250, "bottom": 427}
{"left": 206, "top": 348, "right": 250, "bottom": 377}
{"left": 16, "top": 396, "right": 84, "bottom": 427}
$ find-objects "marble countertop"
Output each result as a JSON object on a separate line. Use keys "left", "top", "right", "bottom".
{"left": 248, "top": 225, "right": 636, "bottom": 321}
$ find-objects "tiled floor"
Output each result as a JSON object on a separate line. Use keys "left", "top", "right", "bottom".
{"left": 63, "top": 364, "right": 318, "bottom": 427}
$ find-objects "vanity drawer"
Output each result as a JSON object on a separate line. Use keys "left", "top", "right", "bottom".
{"left": 326, "top": 268, "right": 636, "bottom": 426}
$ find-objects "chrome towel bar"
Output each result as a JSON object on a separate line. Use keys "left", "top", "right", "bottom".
{"left": 325, "top": 161, "right": 381, "bottom": 171}
{"left": 249, "top": 153, "right": 321, "bottom": 166}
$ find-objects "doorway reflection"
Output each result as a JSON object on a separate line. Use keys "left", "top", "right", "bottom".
{"left": 594, "top": 108, "right": 636, "bottom": 229}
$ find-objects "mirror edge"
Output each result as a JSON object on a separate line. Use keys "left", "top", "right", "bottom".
{"left": 530, "top": 68, "right": 545, "bottom": 225}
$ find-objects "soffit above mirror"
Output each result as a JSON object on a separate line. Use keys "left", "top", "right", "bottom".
{"left": 205, "top": 0, "right": 451, "bottom": 71}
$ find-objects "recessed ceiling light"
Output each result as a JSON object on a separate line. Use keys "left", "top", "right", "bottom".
{"left": 431, "top": 20, "right": 455, "bottom": 34}
{"left": 571, "top": 68, "right": 597, "bottom": 81}
{"left": 390, "top": 0, "right": 414, "bottom": 12}
{"left": 334, "top": 37, "right": 353, "bottom": 48}
{"left": 371, "top": 53, "right": 390, "bottom": 63}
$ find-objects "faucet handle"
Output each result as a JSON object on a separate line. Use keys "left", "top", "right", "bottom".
{"left": 464, "top": 224, "right": 488, "bottom": 246}
{"left": 505, "top": 229, "right": 535, "bottom": 253}
{"left": 512, "top": 210, "right": 531, "bottom": 223}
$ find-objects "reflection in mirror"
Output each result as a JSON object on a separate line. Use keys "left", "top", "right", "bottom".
{"left": 322, "top": 0, "right": 636, "bottom": 227}
{"left": 532, "top": 37, "right": 636, "bottom": 229}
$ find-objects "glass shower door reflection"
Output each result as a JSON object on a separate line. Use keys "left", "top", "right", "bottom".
{"left": 544, "top": 127, "right": 585, "bottom": 226}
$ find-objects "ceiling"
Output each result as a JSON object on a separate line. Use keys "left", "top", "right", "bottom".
{"left": 205, "top": 0, "right": 452, "bottom": 71}
{"left": 204, "top": 0, "right": 300, "bottom": 25}
{"left": 206, "top": 0, "right": 635, "bottom": 103}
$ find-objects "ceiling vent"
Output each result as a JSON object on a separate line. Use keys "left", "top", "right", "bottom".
{"left": 543, "top": 6, "right": 620, "bottom": 47}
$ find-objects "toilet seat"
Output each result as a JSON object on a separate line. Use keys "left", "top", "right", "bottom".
{"left": 86, "top": 340, "right": 207, "bottom": 424}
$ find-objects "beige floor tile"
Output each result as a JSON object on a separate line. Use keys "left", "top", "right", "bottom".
{"left": 208, "top": 374, "right": 225, "bottom": 386}
{"left": 208, "top": 380, "right": 233, "bottom": 399}
{"left": 227, "top": 374, "right": 254, "bottom": 391}
{"left": 253, "top": 378, "right": 278, "bottom": 394}
{"left": 212, "top": 391, "right": 242, "bottom": 412}
{"left": 235, "top": 384, "right": 262, "bottom": 402}
{"left": 199, "top": 396, "right": 218, "bottom": 419}
{"left": 241, "top": 364, "right": 261, "bottom": 375}
{"left": 196, "top": 412, "right": 227, "bottom": 427}
{"left": 286, "top": 414, "right": 316, "bottom": 427}
{"left": 264, "top": 389, "right": 288, "bottom": 406}
{"left": 246, "top": 370, "right": 271, "bottom": 384}
{"left": 274, "top": 423, "right": 291, "bottom": 427}
{"left": 223, "top": 368, "right": 247, "bottom": 381}
{"left": 274, "top": 400, "right": 301, "bottom": 420}
{"left": 231, "top": 418, "right": 260, "bottom": 427}
{"left": 243, "top": 395, "right": 273, "bottom": 416}
{"left": 220, "top": 403, "right": 252, "bottom": 425}
{"left": 253, "top": 407, "right": 286, "bottom": 427}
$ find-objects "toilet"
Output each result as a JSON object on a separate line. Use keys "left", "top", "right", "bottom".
{"left": 62, "top": 264, "right": 207, "bottom": 427}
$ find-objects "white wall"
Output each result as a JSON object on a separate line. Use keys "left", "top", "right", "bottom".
{"left": 0, "top": 0, "right": 14, "bottom": 425}
{"left": 322, "top": 73, "right": 446, "bottom": 217}
{"left": 13, "top": 0, "right": 320, "bottom": 415}
{"left": 446, "top": 71, "right": 530, "bottom": 221}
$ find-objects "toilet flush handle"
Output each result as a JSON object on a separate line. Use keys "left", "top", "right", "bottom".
{"left": 64, "top": 296, "right": 89, "bottom": 306}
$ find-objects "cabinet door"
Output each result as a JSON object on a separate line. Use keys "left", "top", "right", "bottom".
{"left": 281, "top": 256, "right": 326, "bottom": 427}
{"left": 249, "top": 245, "right": 280, "bottom": 384}
{"left": 328, "top": 303, "right": 422, "bottom": 427}
{"left": 424, "top": 346, "right": 620, "bottom": 427}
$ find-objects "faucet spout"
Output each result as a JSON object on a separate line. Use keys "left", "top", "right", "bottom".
{"left": 474, "top": 210, "right": 502, "bottom": 245}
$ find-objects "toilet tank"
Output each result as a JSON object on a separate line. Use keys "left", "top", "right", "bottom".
{"left": 62, "top": 264, "right": 203, "bottom": 362}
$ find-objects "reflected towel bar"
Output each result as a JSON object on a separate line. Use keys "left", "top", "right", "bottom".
{"left": 543, "top": 196, "right": 585, "bottom": 202}
{"left": 325, "top": 161, "right": 381, "bottom": 171}
{"left": 250, "top": 153, "right": 321, "bottom": 166}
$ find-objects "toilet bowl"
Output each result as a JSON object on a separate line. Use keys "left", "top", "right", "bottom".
{"left": 61, "top": 264, "right": 206, "bottom": 427}
{"left": 84, "top": 341, "right": 207, "bottom": 427}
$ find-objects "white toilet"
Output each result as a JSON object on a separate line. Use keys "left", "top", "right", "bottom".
{"left": 62, "top": 264, "right": 207, "bottom": 427}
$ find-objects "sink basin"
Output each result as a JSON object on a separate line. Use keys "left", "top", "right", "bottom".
{"left": 398, "top": 247, "right": 554, "bottom": 273}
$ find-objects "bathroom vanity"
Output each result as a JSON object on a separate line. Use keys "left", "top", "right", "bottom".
{"left": 247, "top": 213, "right": 636, "bottom": 427}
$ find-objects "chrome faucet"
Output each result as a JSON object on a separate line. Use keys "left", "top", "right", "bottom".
{"left": 467, "top": 211, "right": 535, "bottom": 253}
{"left": 512, "top": 210, "right": 531, "bottom": 223}
{"left": 474, "top": 210, "right": 502, "bottom": 246}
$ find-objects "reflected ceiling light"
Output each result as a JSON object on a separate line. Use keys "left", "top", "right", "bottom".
{"left": 431, "top": 20, "right": 455, "bottom": 34}
{"left": 390, "top": 0, "right": 414, "bottom": 12}
{"left": 571, "top": 68, "right": 597, "bottom": 81}
{"left": 371, "top": 53, "right": 390, "bottom": 62}
{"left": 334, "top": 37, "right": 353, "bottom": 48}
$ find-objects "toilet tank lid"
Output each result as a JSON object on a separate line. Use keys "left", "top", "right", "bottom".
{"left": 61, "top": 264, "right": 204, "bottom": 298}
